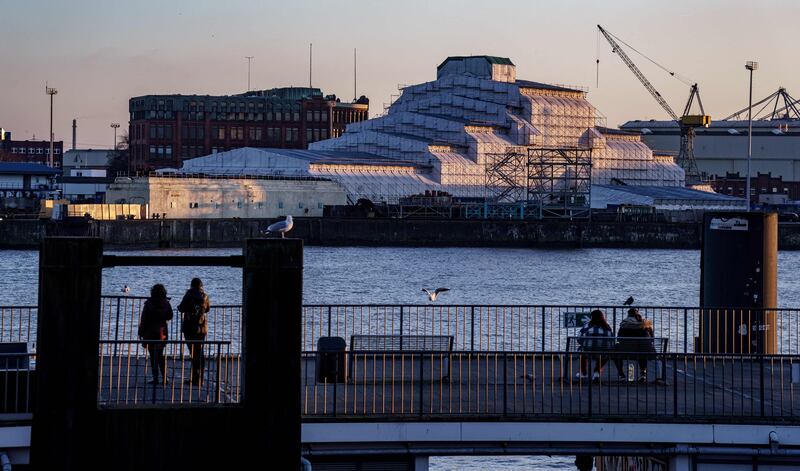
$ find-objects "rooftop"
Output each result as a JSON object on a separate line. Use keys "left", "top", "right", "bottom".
{"left": 0, "top": 163, "right": 61, "bottom": 176}
{"left": 437, "top": 55, "right": 515, "bottom": 70}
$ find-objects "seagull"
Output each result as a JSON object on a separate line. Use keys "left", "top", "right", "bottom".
{"left": 121, "top": 285, "right": 130, "bottom": 296}
{"left": 265, "top": 215, "right": 293, "bottom": 238}
{"left": 623, "top": 296, "right": 634, "bottom": 306}
{"left": 422, "top": 288, "right": 450, "bottom": 302}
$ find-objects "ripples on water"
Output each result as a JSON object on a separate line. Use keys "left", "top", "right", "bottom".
{"left": 2, "top": 247, "right": 798, "bottom": 470}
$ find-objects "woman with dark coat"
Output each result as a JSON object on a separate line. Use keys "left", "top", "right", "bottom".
{"left": 137, "top": 284, "right": 173, "bottom": 385}
{"left": 613, "top": 308, "right": 655, "bottom": 382}
{"left": 178, "top": 278, "right": 211, "bottom": 386}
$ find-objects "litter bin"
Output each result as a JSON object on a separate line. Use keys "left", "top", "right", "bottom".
{"left": 316, "top": 336, "right": 346, "bottom": 383}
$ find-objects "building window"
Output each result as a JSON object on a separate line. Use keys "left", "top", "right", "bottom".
{"left": 318, "top": 202, "right": 323, "bottom": 209}
{"left": 278, "top": 201, "right": 283, "bottom": 209}
{"left": 237, "top": 201, "right": 243, "bottom": 209}
{"left": 306, "top": 111, "right": 313, "bottom": 121}
{"left": 307, "top": 129, "right": 313, "bottom": 142}
{"left": 321, "top": 111, "right": 328, "bottom": 122}
{"left": 298, "top": 202, "right": 304, "bottom": 209}
{"left": 313, "top": 111, "right": 320, "bottom": 122}
{"left": 231, "top": 127, "right": 244, "bottom": 140}
{"left": 248, "top": 127, "right": 262, "bottom": 141}
{"left": 321, "top": 129, "right": 327, "bottom": 140}
{"left": 313, "top": 129, "right": 319, "bottom": 141}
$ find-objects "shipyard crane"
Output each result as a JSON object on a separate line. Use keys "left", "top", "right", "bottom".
{"left": 597, "top": 25, "right": 711, "bottom": 184}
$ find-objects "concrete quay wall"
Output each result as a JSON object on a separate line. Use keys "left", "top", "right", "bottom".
{"left": 2, "top": 218, "right": 800, "bottom": 250}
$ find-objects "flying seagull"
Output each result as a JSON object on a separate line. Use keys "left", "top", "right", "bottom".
{"left": 121, "top": 285, "right": 130, "bottom": 296}
{"left": 422, "top": 288, "right": 450, "bottom": 302}
{"left": 623, "top": 296, "right": 634, "bottom": 306}
{"left": 265, "top": 215, "right": 293, "bottom": 238}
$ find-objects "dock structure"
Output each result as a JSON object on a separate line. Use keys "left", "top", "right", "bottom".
{"left": 0, "top": 238, "right": 797, "bottom": 469}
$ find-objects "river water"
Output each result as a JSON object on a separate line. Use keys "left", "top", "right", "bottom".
{"left": 2, "top": 246, "right": 799, "bottom": 470}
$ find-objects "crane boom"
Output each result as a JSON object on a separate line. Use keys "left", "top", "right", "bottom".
{"left": 597, "top": 25, "right": 679, "bottom": 121}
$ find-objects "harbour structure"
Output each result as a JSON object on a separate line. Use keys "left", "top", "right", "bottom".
{"left": 622, "top": 87, "right": 800, "bottom": 202}
{"left": 138, "top": 56, "right": 702, "bottom": 219}
{"left": 128, "top": 87, "right": 369, "bottom": 172}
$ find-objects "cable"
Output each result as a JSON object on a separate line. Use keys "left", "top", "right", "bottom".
{"left": 606, "top": 30, "right": 694, "bottom": 87}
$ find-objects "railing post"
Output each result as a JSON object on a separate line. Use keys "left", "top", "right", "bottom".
{"left": 503, "top": 353, "right": 508, "bottom": 417}
{"left": 400, "top": 306, "right": 405, "bottom": 337}
{"left": 327, "top": 306, "right": 332, "bottom": 338}
{"left": 760, "top": 355, "right": 766, "bottom": 417}
{"left": 470, "top": 306, "right": 475, "bottom": 352}
{"left": 215, "top": 343, "right": 222, "bottom": 404}
{"left": 683, "top": 308, "right": 689, "bottom": 353}
{"left": 587, "top": 364, "right": 593, "bottom": 418}
{"left": 113, "top": 297, "right": 121, "bottom": 359}
{"left": 541, "top": 306, "right": 546, "bottom": 352}
{"left": 673, "top": 354, "right": 678, "bottom": 418}
{"left": 418, "top": 353, "right": 424, "bottom": 418}
{"left": 612, "top": 307, "right": 617, "bottom": 336}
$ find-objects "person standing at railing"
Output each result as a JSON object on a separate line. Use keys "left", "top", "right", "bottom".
{"left": 137, "top": 284, "right": 173, "bottom": 385}
{"left": 178, "top": 278, "right": 211, "bottom": 386}
{"left": 612, "top": 308, "right": 656, "bottom": 382}
{"left": 577, "top": 309, "right": 614, "bottom": 381}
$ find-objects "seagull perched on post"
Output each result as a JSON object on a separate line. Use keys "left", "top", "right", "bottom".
{"left": 265, "top": 215, "right": 293, "bottom": 238}
{"left": 422, "top": 288, "right": 450, "bottom": 302}
{"left": 623, "top": 296, "right": 634, "bottom": 306}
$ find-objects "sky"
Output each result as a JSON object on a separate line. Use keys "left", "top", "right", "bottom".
{"left": 1, "top": 0, "right": 797, "bottom": 148}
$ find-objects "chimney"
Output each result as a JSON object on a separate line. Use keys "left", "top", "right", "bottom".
{"left": 72, "top": 119, "right": 77, "bottom": 150}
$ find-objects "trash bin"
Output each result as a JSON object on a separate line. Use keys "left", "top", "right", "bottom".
{"left": 316, "top": 336, "right": 346, "bottom": 383}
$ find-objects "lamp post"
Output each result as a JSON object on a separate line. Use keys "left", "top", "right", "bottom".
{"left": 245, "top": 56, "right": 254, "bottom": 91}
{"left": 110, "top": 123, "right": 120, "bottom": 150}
{"left": 745, "top": 61, "right": 758, "bottom": 211}
{"left": 45, "top": 86, "right": 57, "bottom": 168}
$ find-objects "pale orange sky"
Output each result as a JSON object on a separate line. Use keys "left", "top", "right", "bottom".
{"left": 1, "top": 0, "right": 796, "bottom": 148}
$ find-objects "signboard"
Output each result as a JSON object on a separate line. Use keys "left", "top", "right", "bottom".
{"left": 709, "top": 217, "right": 748, "bottom": 231}
{"left": 563, "top": 311, "right": 592, "bottom": 328}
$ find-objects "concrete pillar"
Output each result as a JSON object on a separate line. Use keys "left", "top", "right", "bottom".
{"left": 412, "top": 455, "right": 429, "bottom": 471}
{"left": 31, "top": 237, "right": 103, "bottom": 470}
{"left": 669, "top": 454, "right": 692, "bottom": 471}
{"left": 242, "top": 238, "right": 304, "bottom": 466}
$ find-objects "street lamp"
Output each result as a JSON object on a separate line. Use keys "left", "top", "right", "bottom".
{"left": 745, "top": 61, "right": 758, "bottom": 211}
{"left": 110, "top": 123, "right": 120, "bottom": 150}
{"left": 45, "top": 85, "right": 57, "bottom": 168}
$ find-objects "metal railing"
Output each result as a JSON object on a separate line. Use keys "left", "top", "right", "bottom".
{"left": 302, "top": 350, "right": 800, "bottom": 423}
{"left": 0, "top": 353, "right": 35, "bottom": 415}
{"left": 301, "top": 304, "right": 800, "bottom": 355}
{"left": 97, "top": 340, "right": 240, "bottom": 407}
{"left": 8, "top": 300, "right": 800, "bottom": 356}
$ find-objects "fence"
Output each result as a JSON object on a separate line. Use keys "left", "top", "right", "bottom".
{"left": 97, "top": 340, "right": 240, "bottom": 407}
{"left": 6, "top": 300, "right": 800, "bottom": 356}
{"left": 301, "top": 305, "right": 800, "bottom": 355}
{"left": 302, "top": 351, "right": 800, "bottom": 422}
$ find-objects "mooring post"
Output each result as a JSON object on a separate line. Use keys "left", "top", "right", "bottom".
{"left": 31, "top": 237, "right": 103, "bottom": 470}
{"left": 242, "top": 238, "right": 303, "bottom": 464}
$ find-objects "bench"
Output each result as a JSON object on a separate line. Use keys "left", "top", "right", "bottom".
{"left": 566, "top": 336, "right": 669, "bottom": 382}
{"left": 348, "top": 335, "right": 454, "bottom": 381}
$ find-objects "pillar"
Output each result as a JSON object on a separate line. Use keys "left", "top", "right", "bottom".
{"left": 669, "top": 454, "right": 692, "bottom": 471}
{"left": 30, "top": 237, "right": 103, "bottom": 469}
{"left": 413, "top": 456, "right": 429, "bottom": 471}
{"left": 242, "top": 238, "right": 303, "bottom": 465}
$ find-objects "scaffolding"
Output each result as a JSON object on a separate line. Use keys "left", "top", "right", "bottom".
{"left": 527, "top": 147, "right": 592, "bottom": 219}
{"left": 485, "top": 147, "right": 526, "bottom": 203}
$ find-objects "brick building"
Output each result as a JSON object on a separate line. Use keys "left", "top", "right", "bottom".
{"left": 0, "top": 129, "right": 63, "bottom": 167}
{"left": 128, "top": 88, "right": 369, "bottom": 171}
{"left": 711, "top": 171, "right": 800, "bottom": 202}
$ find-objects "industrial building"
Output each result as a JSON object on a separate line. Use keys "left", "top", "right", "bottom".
{"left": 621, "top": 88, "right": 800, "bottom": 202}
{"left": 128, "top": 87, "right": 369, "bottom": 171}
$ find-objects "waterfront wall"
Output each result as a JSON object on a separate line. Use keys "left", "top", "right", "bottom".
{"left": 3, "top": 218, "right": 800, "bottom": 249}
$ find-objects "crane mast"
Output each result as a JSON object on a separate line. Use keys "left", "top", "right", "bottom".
{"left": 597, "top": 25, "right": 710, "bottom": 185}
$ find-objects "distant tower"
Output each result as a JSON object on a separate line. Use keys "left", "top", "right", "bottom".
{"left": 72, "top": 119, "right": 77, "bottom": 150}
